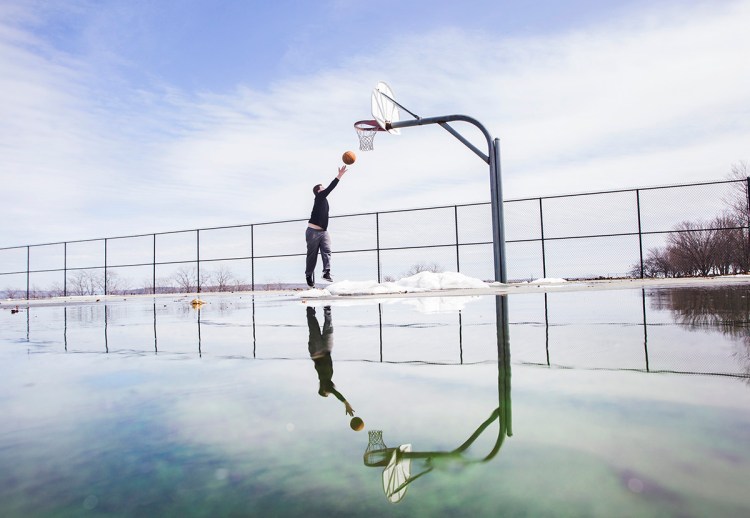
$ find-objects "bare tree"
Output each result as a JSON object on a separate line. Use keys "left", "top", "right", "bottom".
{"left": 48, "top": 282, "right": 65, "bottom": 298}
{"left": 96, "top": 270, "right": 130, "bottom": 295}
{"left": 68, "top": 270, "right": 100, "bottom": 295}
{"left": 666, "top": 221, "right": 721, "bottom": 276}
{"left": 3, "top": 287, "right": 23, "bottom": 299}
{"left": 402, "top": 262, "right": 444, "bottom": 277}
{"left": 710, "top": 214, "right": 743, "bottom": 275}
{"left": 725, "top": 161, "right": 749, "bottom": 222}
{"left": 725, "top": 161, "right": 750, "bottom": 272}
{"left": 630, "top": 247, "right": 676, "bottom": 278}
{"left": 211, "top": 265, "right": 234, "bottom": 292}
{"left": 263, "top": 279, "right": 283, "bottom": 291}
{"left": 172, "top": 266, "right": 197, "bottom": 293}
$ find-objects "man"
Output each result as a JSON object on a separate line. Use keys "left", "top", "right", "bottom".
{"left": 305, "top": 165, "right": 347, "bottom": 288}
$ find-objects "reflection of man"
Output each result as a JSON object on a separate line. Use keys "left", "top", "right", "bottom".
{"left": 307, "top": 306, "right": 355, "bottom": 417}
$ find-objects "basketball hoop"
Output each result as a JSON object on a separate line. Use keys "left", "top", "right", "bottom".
{"left": 354, "top": 119, "right": 383, "bottom": 151}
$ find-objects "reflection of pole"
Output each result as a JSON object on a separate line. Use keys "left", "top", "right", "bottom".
{"left": 495, "top": 295, "right": 512, "bottom": 438}
{"left": 367, "top": 295, "right": 513, "bottom": 502}
{"left": 197, "top": 307, "right": 202, "bottom": 357}
{"left": 64, "top": 306, "right": 68, "bottom": 352}
{"left": 544, "top": 293, "right": 550, "bottom": 366}
{"left": 378, "top": 303, "right": 383, "bottom": 362}
{"left": 252, "top": 296, "right": 257, "bottom": 358}
{"left": 153, "top": 302, "right": 158, "bottom": 354}
{"left": 458, "top": 310, "right": 463, "bottom": 364}
{"left": 104, "top": 305, "right": 109, "bottom": 353}
{"left": 641, "top": 288, "right": 649, "bottom": 372}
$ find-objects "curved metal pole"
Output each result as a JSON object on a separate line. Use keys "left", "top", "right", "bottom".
{"left": 389, "top": 115, "right": 492, "bottom": 163}
{"left": 388, "top": 115, "right": 507, "bottom": 283}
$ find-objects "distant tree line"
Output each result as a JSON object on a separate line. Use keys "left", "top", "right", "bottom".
{"left": 3, "top": 265, "right": 257, "bottom": 299}
{"left": 631, "top": 162, "right": 749, "bottom": 278}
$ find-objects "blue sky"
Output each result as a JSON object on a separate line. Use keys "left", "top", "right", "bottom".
{"left": 1, "top": 0, "right": 749, "bottom": 249}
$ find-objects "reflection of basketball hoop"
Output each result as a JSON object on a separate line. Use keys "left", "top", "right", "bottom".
{"left": 363, "top": 430, "right": 412, "bottom": 503}
{"left": 354, "top": 120, "right": 383, "bottom": 151}
{"left": 364, "top": 430, "right": 392, "bottom": 466}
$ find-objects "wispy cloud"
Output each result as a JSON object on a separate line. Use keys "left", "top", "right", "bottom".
{"left": 1, "top": 1, "right": 748, "bottom": 249}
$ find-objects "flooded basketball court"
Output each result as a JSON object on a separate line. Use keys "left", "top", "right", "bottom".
{"left": 1, "top": 282, "right": 749, "bottom": 516}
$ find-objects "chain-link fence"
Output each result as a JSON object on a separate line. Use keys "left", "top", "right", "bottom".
{"left": 1, "top": 178, "right": 748, "bottom": 298}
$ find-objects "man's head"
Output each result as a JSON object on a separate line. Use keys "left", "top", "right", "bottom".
{"left": 313, "top": 184, "right": 324, "bottom": 195}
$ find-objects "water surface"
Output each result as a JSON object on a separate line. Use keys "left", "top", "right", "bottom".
{"left": 1, "top": 286, "right": 749, "bottom": 517}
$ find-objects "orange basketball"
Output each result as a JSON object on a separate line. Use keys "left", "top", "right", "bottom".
{"left": 350, "top": 417, "right": 364, "bottom": 431}
{"left": 342, "top": 150, "right": 356, "bottom": 165}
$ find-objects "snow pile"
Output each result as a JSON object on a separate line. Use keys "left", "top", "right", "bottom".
{"left": 526, "top": 278, "right": 567, "bottom": 284}
{"left": 398, "top": 271, "right": 489, "bottom": 291}
{"left": 300, "top": 271, "right": 490, "bottom": 298}
{"left": 327, "top": 280, "right": 397, "bottom": 296}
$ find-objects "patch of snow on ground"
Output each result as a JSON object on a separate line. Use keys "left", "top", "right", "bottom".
{"left": 300, "top": 271, "right": 489, "bottom": 298}
{"left": 529, "top": 278, "right": 567, "bottom": 284}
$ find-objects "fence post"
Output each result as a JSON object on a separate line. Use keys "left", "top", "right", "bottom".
{"left": 376, "top": 212, "right": 381, "bottom": 283}
{"left": 63, "top": 242, "right": 67, "bottom": 297}
{"left": 26, "top": 245, "right": 30, "bottom": 300}
{"left": 746, "top": 177, "right": 750, "bottom": 273}
{"left": 636, "top": 189, "right": 644, "bottom": 278}
{"left": 250, "top": 225, "right": 255, "bottom": 291}
{"left": 539, "top": 198, "right": 547, "bottom": 279}
{"left": 153, "top": 234, "right": 157, "bottom": 294}
{"left": 104, "top": 238, "right": 108, "bottom": 295}
{"left": 454, "top": 205, "right": 460, "bottom": 272}
{"left": 196, "top": 229, "right": 201, "bottom": 293}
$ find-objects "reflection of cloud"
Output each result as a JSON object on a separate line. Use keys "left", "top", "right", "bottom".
{"left": 400, "top": 296, "right": 481, "bottom": 314}
{"left": 302, "top": 293, "right": 482, "bottom": 314}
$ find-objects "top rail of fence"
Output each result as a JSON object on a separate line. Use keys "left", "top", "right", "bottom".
{"left": 0, "top": 177, "right": 744, "bottom": 252}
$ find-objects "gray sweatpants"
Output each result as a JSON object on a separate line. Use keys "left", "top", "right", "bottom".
{"left": 305, "top": 227, "right": 331, "bottom": 276}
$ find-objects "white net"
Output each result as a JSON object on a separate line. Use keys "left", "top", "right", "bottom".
{"left": 364, "top": 430, "right": 391, "bottom": 466}
{"left": 355, "top": 121, "right": 378, "bottom": 151}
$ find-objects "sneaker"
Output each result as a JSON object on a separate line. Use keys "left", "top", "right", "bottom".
{"left": 322, "top": 270, "right": 333, "bottom": 282}
{"left": 306, "top": 274, "right": 314, "bottom": 288}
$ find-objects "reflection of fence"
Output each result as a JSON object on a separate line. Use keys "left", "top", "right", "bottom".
{"left": 6, "top": 289, "right": 749, "bottom": 380}
{"left": 1, "top": 178, "right": 748, "bottom": 298}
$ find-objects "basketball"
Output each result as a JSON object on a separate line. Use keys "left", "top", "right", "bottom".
{"left": 350, "top": 417, "right": 364, "bottom": 431}
{"left": 342, "top": 150, "right": 356, "bottom": 165}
